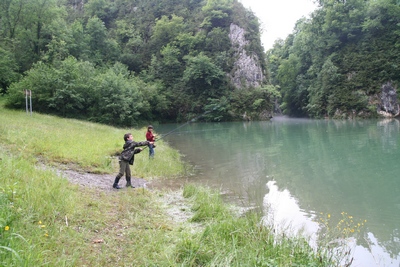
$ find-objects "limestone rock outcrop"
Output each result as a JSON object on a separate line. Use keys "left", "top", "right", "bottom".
{"left": 228, "top": 23, "right": 264, "bottom": 89}
{"left": 378, "top": 82, "right": 399, "bottom": 118}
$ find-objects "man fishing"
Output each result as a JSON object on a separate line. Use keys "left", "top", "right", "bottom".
{"left": 113, "top": 133, "right": 153, "bottom": 189}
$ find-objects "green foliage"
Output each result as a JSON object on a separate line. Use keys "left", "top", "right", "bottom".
{"left": 154, "top": 44, "right": 183, "bottom": 88}
{"left": 68, "top": 21, "right": 91, "bottom": 61}
{"left": 203, "top": 96, "right": 232, "bottom": 121}
{"left": 204, "top": 27, "right": 231, "bottom": 53}
{"left": 2, "top": 0, "right": 270, "bottom": 123}
{"left": 0, "top": 47, "right": 20, "bottom": 94}
{"left": 183, "top": 52, "right": 225, "bottom": 96}
{"left": 307, "top": 56, "right": 341, "bottom": 117}
{"left": 8, "top": 0, "right": 65, "bottom": 71}
{"left": 85, "top": 0, "right": 118, "bottom": 27}
{"left": 5, "top": 58, "right": 160, "bottom": 126}
{"left": 114, "top": 19, "right": 143, "bottom": 71}
{"left": 6, "top": 58, "right": 95, "bottom": 116}
{"left": 152, "top": 15, "right": 185, "bottom": 47}
{"left": 201, "top": 0, "right": 234, "bottom": 29}
{"left": 229, "top": 85, "right": 278, "bottom": 120}
{"left": 268, "top": 0, "right": 400, "bottom": 118}
{"left": 89, "top": 64, "right": 145, "bottom": 125}
{"left": 86, "top": 16, "right": 120, "bottom": 64}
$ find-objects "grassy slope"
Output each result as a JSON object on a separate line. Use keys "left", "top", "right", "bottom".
{"left": 0, "top": 98, "right": 188, "bottom": 266}
{"left": 0, "top": 98, "right": 344, "bottom": 266}
{"left": 0, "top": 98, "right": 185, "bottom": 177}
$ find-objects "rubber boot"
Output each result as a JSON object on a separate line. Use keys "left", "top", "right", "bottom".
{"left": 126, "top": 177, "right": 135, "bottom": 188}
{"left": 113, "top": 176, "right": 122, "bottom": 189}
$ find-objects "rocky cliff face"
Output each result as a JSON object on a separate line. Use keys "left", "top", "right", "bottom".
{"left": 228, "top": 24, "right": 264, "bottom": 89}
{"left": 378, "top": 82, "right": 399, "bottom": 118}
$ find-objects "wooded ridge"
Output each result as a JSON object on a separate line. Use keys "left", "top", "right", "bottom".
{"left": 1, "top": 0, "right": 276, "bottom": 126}
{"left": 267, "top": 0, "right": 400, "bottom": 119}
{"left": 1, "top": 0, "right": 399, "bottom": 124}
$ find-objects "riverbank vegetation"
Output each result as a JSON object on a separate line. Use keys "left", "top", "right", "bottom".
{"left": 267, "top": 0, "right": 400, "bottom": 119}
{"left": 0, "top": 0, "right": 276, "bottom": 125}
{"left": 0, "top": 98, "right": 183, "bottom": 177}
{"left": 0, "top": 100, "right": 352, "bottom": 266}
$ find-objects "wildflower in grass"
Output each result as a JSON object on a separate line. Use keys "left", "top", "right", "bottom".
{"left": 44, "top": 232, "right": 49, "bottom": 237}
{"left": 5, "top": 226, "right": 10, "bottom": 231}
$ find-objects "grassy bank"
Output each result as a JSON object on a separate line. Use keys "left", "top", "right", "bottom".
{"left": 0, "top": 98, "right": 184, "bottom": 177}
{"left": 0, "top": 98, "right": 345, "bottom": 266}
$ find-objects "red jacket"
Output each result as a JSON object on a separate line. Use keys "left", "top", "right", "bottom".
{"left": 146, "top": 131, "right": 155, "bottom": 142}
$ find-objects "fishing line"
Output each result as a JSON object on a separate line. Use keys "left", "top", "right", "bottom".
{"left": 155, "top": 110, "right": 211, "bottom": 142}
{"left": 141, "top": 109, "right": 212, "bottom": 151}
{"left": 167, "top": 127, "right": 228, "bottom": 135}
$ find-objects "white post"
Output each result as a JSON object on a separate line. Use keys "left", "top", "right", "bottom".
{"left": 25, "top": 89, "right": 28, "bottom": 114}
{"left": 29, "top": 90, "right": 32, "bottom": 116}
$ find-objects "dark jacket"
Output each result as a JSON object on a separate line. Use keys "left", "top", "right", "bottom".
{"left": 120, "top": 140, "right": 149, "bottom": 164}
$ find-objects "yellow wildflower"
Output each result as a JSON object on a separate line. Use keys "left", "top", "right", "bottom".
{"left": 5, "top": 226, "right": 10, "bottom": 231}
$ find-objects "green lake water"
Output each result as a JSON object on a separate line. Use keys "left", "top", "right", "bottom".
{"left": 157, "top": 117, "right": 400, "bottom": 266}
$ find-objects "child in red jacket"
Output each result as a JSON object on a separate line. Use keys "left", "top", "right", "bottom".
{"left": 146, "top": 125, "right": 156, "bottom": 158}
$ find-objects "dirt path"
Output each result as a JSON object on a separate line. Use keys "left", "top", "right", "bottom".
{"left": 53, "top": 166, "right": 196, "bottom": 226}
{"left": 58, "top": 168, "right": 148, "bottom": 191}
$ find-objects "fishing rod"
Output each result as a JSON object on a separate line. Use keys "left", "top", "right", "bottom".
{"left": 142, "top": 107, "right": 217, "bottom": 151}
{"left": 156, "top": 99, "right": 229, "bottom": 141}
{"left": 155, "top": 110, "right": 211, "bottom": 142}
{"left": 140, "top": 109, "right": 212, "bottom": 151}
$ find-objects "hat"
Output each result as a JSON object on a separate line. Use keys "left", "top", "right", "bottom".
{"left": 148, "top": 125, "right": 153, "bottom": 129}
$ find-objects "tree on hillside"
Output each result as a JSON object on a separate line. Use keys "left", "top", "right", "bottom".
{"left": 86, "top": 16, "right": 120, "bottom": 64}
{"left": 268, "top": 0, "right": 400, "bottom": 118}
{"left": 3, "top": 0, "right": 270, "bottom": 124}
{"left": 183, "top": 52, "right": 225, "bottom": 99}
{"left": 0, "top": 47, "right": 20, "bottom": 94}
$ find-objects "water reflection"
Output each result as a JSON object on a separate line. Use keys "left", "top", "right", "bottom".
{"left": 263, "top": 181, "right": 319, "bottom": 247}
{"left": 263, "top": 181, "right": 400, "bottom": 267}
{"left": 159, "top": 118, "right": 400, "bottom": 266}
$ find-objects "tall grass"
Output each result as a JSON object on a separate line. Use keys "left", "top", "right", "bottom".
{"left": 1, "top": 99, "right": 188, "bottom": 266}
{"left": 0, "top": 99, "right": 185, "bottom": 177}
{"left": 0, "top": 152, "right": 78, "bottom": 266}
{"left": 0, "top": 150, "right": 185, "bottom": 266}
{"left": 177, "top": 184, "right": 339, "bottom": 266}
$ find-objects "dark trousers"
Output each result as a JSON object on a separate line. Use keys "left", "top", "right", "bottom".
{"left": 117, "top": 160, "right": 131, "bottom": 180}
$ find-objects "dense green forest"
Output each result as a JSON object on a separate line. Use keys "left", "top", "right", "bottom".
{"left": 2, "top": 0, "right": 400, "bottom": 124}
{"left": 267, "top": 0, "right": 400, "bottom": 119}
{"left": 1, "top": 0, "right": 276, "bottom": 126}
